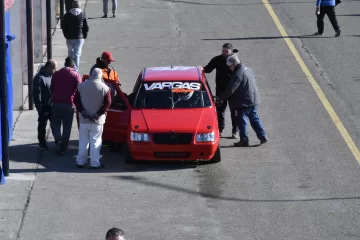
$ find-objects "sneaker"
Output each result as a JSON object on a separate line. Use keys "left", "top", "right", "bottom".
{"left": 219, "top": 131, "right": 223, "bottom": 137}
{"left": 90, "top": 164, "right": 105, "bottom": 169}
{"left": 234, "top": 141, "right": 249, "bottom": 147}
{"left": 39, "top": 142, "right": 48, "bottom": 150}
{"left": 102, "top": 14, "right": 107, "bottom": 18}
{"left": 260, "top": 137, "right": 268, "bottom": 145}
{"left": 335, "top": 29, "right": 341, "bottom": 37}
{"left": 313, "top": 32, "right": 323, "bottom": 36}
{"left": 231, "top": 132, "right": 238, "bottom": 139}
{"left": 60, "top": 145, "right": 68, "bottom": 154}
{"left": 56, "top": 140, "right": 63, "bottom": 152}
{"left": 113, "top": 13, "right": 116, "bottom": 18}
{"left": 76, "top": 164, "right": 84, "bottom": 168}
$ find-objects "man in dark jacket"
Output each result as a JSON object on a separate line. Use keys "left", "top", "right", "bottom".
{"left": 218, "top": 55, "right": 268, "bottom": 147}
{"left": 33, "top": 59, "right": 57, "bottom": 149}
{"left": 203, "top": 43, "right": 239, "bottom": 138}
{"left": 61, "top": 1, "right": 89, "bottom": 72}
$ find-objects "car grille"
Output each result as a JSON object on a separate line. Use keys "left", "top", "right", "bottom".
{"left": 154, "top": 152, "right": 191, "bottom": 158}
{"left": 152, "top": 133, "right": 193, "bottom": 145}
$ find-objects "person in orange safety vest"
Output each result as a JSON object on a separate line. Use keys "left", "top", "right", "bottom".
{"left": 90, "top": 51, "right": 120, "bottom": 84}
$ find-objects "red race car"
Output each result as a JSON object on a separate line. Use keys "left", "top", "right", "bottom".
{"left": 81, "top": 66, "right": 221, "bottom": 164}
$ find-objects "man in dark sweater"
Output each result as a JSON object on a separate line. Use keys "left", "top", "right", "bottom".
{"left": 61, "top": 1, "right": 89, "bottom": 72}
{"left": 203, "top": 43, "right": 239, "bottom": 138}
{"left": 51, "top": 57, "right": 82, "bottom": 153}
{"left": 33, "top": 59, "right": 57, "bottom": 149}
{"left": 218, "top": 55, "right": 268, "bottom": 147}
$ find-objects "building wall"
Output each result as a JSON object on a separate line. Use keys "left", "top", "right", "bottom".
{"left": 9, "top": 0, "right": 24, "bottom": 109}
{"left": 9, "top": 0, "right": 58, "bottom": 110}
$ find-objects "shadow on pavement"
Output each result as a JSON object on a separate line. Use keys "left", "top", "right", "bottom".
{"left": 109, "top": 175, "right": 360, "bottom": 203}
{"left": 201, "top": 34, "right": 345, "bottom": 41}
{"left": 161, "top": 0, "right": 315, "bottom": 6}
{"left": 9, "top": 140, "right": 200, "bottom": 174}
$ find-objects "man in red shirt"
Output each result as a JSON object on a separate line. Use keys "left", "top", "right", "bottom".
{"left": 51, "top": 57, "right": 82, "bottom": 153}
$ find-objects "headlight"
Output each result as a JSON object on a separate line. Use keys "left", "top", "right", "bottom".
{"left": 130, "top": 132, "right": 150, "bottom": 142}
{"left": 196, "top": 132, "right": 215, "bottom": 142}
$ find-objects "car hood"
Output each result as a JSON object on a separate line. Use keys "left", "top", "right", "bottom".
{"left": 131, "top": 108, "right": 217, "bottom": 133}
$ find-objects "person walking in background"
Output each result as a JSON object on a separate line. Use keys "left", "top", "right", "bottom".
{"left": 105, "top": 228, "right": 126, "bottom": 240}
{"left": 33, "top": 59, "right": 57, "bottom": 150}
{"left": 74, "top": 68, "right": 111, "bottom": 169}
{"left": 203, "top": 43, "right": 239, "bottom": 138}
{"left": 314, "top": 0, "right": 341, "bottom": 37}
{"left": 51, "top": 57, "right": 82, "bottom": 154}
{"left": 61, "top": 1, "right": 89, "bottom": 71}
{"left": 217, "top": 54, "right": 268, "bottom": 147}
{"left": 102, "top": 0, "right": 118, "bottom": 18}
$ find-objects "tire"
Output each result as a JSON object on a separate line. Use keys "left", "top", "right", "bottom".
{"left": 209, "top": 146, "right": 221, "bottom": 163}
{"left": 124, "top": 144, "right": 135, "bottom": 164}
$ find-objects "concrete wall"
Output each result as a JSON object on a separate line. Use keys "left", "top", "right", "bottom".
{"left": 9, "top": 0, "right": 58, "bottom": 110}
{"left": 9, "top": 0, "right": 25, "bottom": 110}
{"left": 34, "top": 0, "right": 43, "bottom": 63}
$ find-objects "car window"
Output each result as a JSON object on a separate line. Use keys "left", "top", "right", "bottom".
{"left": 106, "top": 83, "right": 128, "bottom": 109}
{"left": 133, "top": 81, "right": 212, "bottom": 109}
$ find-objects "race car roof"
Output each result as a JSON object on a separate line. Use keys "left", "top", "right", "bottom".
{"left": 143, "top": 66, "right": 202, "bottom": 81}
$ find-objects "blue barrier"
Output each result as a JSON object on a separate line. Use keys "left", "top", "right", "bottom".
{"left": 0, "top": 10, "right": 15, "bottom": 185}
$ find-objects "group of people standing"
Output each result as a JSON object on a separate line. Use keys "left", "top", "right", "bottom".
{"left": 204, "top": 43, "right": 268, "bottom": 147}
{"left": 33, "top": 49, "right": 120, "bottom": 169}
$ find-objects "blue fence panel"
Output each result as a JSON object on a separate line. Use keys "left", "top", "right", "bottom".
{"left": 0, "top": 10, "right": 15, "bottom": 185}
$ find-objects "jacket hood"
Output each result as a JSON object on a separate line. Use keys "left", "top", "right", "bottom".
{"left": 70, "top": 8, "right": 82, "bottom": 16}
{"left": 131, "top": 108, "right": 217, "bottom": 133}
{"left": 39, "top": 66, "right": 52, "bottom": 77}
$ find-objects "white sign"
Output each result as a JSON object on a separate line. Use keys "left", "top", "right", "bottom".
{"left": 144, "top": 82, "right": 201, "bottom": 91}
{"left": 150, "top": 67, "right": 195, "bottom": 71}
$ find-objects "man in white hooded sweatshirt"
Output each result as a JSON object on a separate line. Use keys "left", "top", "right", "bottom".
{"left": 61, "top": 1, "right": 89, "bottom": 72}
{"left": 74, "top": 68, "right": 111, "bottom": 169}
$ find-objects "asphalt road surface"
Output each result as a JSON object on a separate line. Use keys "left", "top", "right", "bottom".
{"left": 14, "top": 0, "right": 360, "bottom": 239}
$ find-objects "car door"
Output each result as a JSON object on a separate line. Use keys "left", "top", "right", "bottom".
{"left": 102, "top": 81, "right": 131, "bottom": 143}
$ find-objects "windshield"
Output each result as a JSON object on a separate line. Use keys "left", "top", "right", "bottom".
{"left": 133, "top": 81, "right": 212, "bottom": 109}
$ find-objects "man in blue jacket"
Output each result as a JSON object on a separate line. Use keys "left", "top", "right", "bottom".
{"left": 315, "top": 0, "right": 341, "bottom": 37}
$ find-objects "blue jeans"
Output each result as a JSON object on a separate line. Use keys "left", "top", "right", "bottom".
{"left": 237, "top": 105, "right": 266, "bottom": 143}
{"left": 66, "top": 39, "right": 85, "bottom": 71}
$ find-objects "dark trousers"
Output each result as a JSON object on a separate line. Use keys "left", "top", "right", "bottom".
{"left": 37, "top": 106, "right": 52, "bottom": 144}
{"left": 51, "top": 103, "right": 75, "bottom": 147}
{"left": 237, "top": 105, "right": 266, "bottom": 143}
{"left": 216, "top": 99, "right": 238, "bottom": 133}
{"left": 317, "top": 6, "right": 340, "bottom": 34}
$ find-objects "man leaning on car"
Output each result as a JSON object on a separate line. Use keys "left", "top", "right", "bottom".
{"left": 217, "top": 54, "right": 268, "bottom": 147}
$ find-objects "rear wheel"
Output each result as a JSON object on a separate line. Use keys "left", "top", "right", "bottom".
{"left": 208, "top": 146, "right": 221, "bottom": 163}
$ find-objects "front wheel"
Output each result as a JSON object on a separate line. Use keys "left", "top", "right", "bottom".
{"left": 124, "top": 144, "right": 135, "bottom": 164}
{"left": 208, "top": 146, "right": 221, "bottom": 163}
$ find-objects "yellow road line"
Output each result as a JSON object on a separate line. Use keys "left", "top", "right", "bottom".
{"left": 262, "top": 0, "right": 360, "bottom": 164}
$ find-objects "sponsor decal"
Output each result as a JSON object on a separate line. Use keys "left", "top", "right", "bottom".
{"left": 150, "top": 67, "right": 195, "bottom": 71}
{"left": 144, "top": 82, "right": 201, "bottom": 91}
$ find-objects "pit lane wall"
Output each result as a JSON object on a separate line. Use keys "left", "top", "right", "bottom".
{"left": 0, "top": 10, "right": 14, "bottom": 185}
{"left": 8, "top": 0, "right": 58, "bottom": 110}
